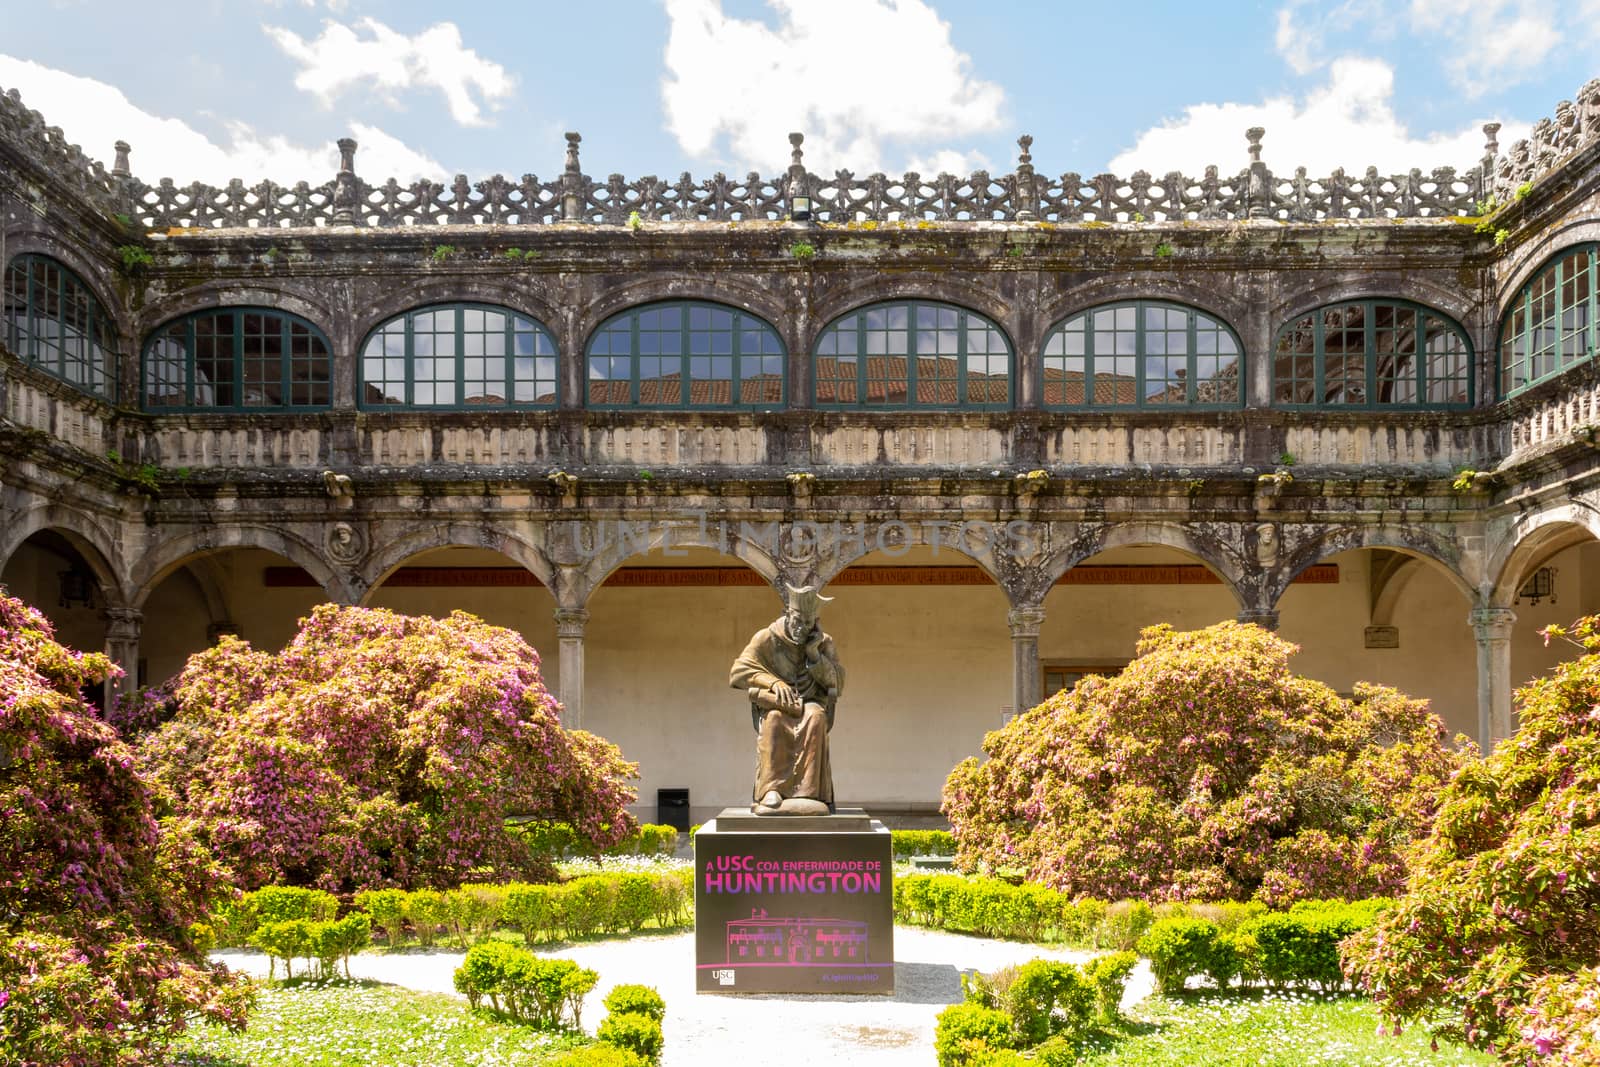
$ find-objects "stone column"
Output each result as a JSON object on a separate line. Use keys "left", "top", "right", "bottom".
{"left": 1236, "top": 609, "right": 1279, "bottom": 631}
{"left": 1471, "top": 606, "right": 1517, "bottom": 750}
{"left": 102, "top": 607, "right": 143, "bottom": 706}
{"left": 555, "top": 608, "right": 590, "bottom": 730}
{"left": 1008, "top": 606, "right": 1047, "bottom": 715}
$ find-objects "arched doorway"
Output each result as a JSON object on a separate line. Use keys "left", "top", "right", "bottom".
{"left": 584, "top": 546, "right": 781, "bottom": 824}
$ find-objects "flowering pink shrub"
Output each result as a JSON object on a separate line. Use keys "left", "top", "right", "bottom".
{"left": 140, "top": 604, "right": 638, "bottom": 890}
{"left": 943, "top": 621, "right": 1464, "bottom": 904}
{"left": 1343, "top": 618, "right": 1600, "bottom": 1064}
{"left": 0, "top": 588, "right": 252, "bottom": 1065}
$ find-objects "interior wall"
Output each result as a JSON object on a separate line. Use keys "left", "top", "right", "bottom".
{"left": 140, "top": 548, "right": 328, "bottom": 685}
{"left": 365, "top": 546, "right": 559, "bottom": 692}
{"left": 1038, "top": 546, "right": 1241, "bottom": 673}
{"left": 0, "top": 538, "right": 109, "bottom": 657}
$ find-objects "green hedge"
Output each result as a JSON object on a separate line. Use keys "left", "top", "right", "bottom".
{"left": 939, "top": 953, "right": 1138, "bottom": 1066}
{"left": 891, "top": 829, "right": 957, "bottom": 859}
{"left": 218, "top": 870, "right": 693, "bottom": 955}
{"left": 596, "top": 983, "right": 666, "bottom": 1065}
{"left": 894, "top": 875, "right": 1153, "bottom": 948}
{"left": 508, "top": 821, "right": 679, "bottom": 859}
{"left": 1135, "top": 901, "right": 1390, "bottom": 993}
{"left": 247, "top": 913, "right": 370, "bottom": 980}
{"left": 453, "top": 942, "right": 597, "bottom": 1028}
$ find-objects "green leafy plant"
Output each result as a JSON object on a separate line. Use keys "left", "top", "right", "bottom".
{"left": 0, "top": 592, "right": 253, "bottom": 1065}
{"left": 943, "top": 622, "right": 1465, "bottom": 903}
{"left": 1005, "top": 245, "right": 1024, "bottom": 258}
{"left": 430, "top": 244, "right": 457, "bottom": 262}
{"left": 117, "top": 244, "right": 154, "bottom": 274}
{"left": 139, "top": 605, "right": 639, "bottom": 891}
{"left": 1515, "top": 181, "right": 1533, "bottom": 200}
{"left": 626, "top": 210, "right": 643, "bottom": 232}
{"left": 1494, "top": 227, "right": 1510, "bottom": 246}
{"left": 637, "top": 469, "right": 654, "bottom": 482}
{"left": 1154, "top": 241, "right": 1175, "bottom": 258}
{"left": 789, "top": 241, "right": 817, "bottom": 260}
{"left": 597, "top": 1012, "right": 663, "bottom": 1064}
{"left": 1276, "top": 451, "right": 1297, "bottom": 467}
{"left": 1343, "top": 616, "right": 1600, "bottom": 1061}
{"left": 1132, "top": 212, "right": 1147, "bottom": 223}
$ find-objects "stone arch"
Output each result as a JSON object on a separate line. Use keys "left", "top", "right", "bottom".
{"left": 359, "top": 522, "right": 557, "bottom": 606}
{"left": 1036, "top": 280, "right": 1249, "bottom": 346}
{"left": 1270, "top": 524, "right": 1476, "bottom": 608}
{"left": 1035, "top": 521, "right": 1248, "bottom": 611}
{"left": 1494, "top": 221, "right": 1600, "bottom": 307}
{"left": 0, "top": 504, "right": 129, "bottom": 606}
{"left": 809, "top": 277, "right": 1017, "bottom": 338}
{"left": 1487, "top": 503, "right": 1600, "bottom": 608}
{"left": 1270, "top": 281, "right": 1479, "bottom": 330}
{"left": 130, "top": 525, "right": 347, "bottom": 610}
{"left": 572, "top": 520, "right": 783, "bottom": 607}
{"left": 812, "top": 520, "right": 1008, "bottom": 596}
{"left": 132, "top": 283, "right": 337, "bottom": 341}
{"left": 574, "top": 277, "right": 791, "bottom": 351}
{"left": 0, "top": 231, "right": 132, "bottom": 345}
{"left": 349, "top": 281, "right": 565, "bottom": 352}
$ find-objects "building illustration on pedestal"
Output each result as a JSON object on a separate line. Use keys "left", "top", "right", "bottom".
{"left": 7, "top": 78, "right": 1600, "bottom": 820}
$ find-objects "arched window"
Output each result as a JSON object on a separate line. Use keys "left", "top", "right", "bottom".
{"left": 587, "top": 301, "right": 784, "bottom": 408}
{"left": 1501, "top": 246, "right": 1597, "bottom": 398}
{"left": 142, "top": 308, "right": 331, "bottom": 411}
{"left": 2, "top": 254, "right": 117, "bottom": 399}
{"left": 813, "top": 301, "right": 1010, "bottom": 408}
{"left": 360, "top": 304, "right": 556, "bottom": 408}
{"left": 1275, "top": 299, "right": 1472, "bottom": 408}
{"left": 1041, "top": 301, "right": 1242, "bottom": 408}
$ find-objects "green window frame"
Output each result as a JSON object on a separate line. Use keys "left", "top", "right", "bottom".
{"left": 586, "top": 301, "right": 784, "bottom": 408}
{"left": 359, "top": 303, "right": 558, "bottom": 409}
{"left": 1274, "top": 299, "right": 1473, "bottom": 409}
{"left": 813, "top": 300, "right": 1011, "bottom": 409}
{"left": 142, "top": 308, "right": 331, "bottom": 411}
{"left": 1041, "top": 301, "right": 1243, "bottom": 409}
{"left": 1500, "top": 245, "right": 1597, "bottom": 398}
{"left": 2, "top": 254, "right": 117, "bottom": 399}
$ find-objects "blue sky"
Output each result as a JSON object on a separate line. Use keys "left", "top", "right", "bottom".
{"left": 3, "top": 0, "right": 1598, "bottom": 186}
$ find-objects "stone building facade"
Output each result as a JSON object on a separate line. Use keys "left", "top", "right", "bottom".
{"left": 7, "top": 81, "right": 1600, "bottom": 819}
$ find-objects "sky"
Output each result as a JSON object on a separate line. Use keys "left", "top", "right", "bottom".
{"left": 3, "top": 0, "right": 1599, "bottom": 187}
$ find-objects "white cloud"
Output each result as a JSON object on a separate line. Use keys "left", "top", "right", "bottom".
{"left": 1406, "top": 0, "right": 1589, "bottom": 98}
{"left": 264, "top": 17, "right": 514, "bottom": 127}
{"left": 661, "top": 0, "right": 1006, "bottom": 175}
{"left": 1273, "top": 2, "right": 1320, "bottom": 76}
{"left": 1108, "top": 57, "right": 1525, "bottom": 177}
{"left": 0, "top": 54, "right": 443, "bottom": 184}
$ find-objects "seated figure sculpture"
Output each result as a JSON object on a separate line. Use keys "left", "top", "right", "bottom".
{"left": 729, "top": 584, "right": 844, "bottom": 815}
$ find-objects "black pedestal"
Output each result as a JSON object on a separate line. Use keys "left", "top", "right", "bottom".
{"left": 694, "top": 808, "right": 894, "bottom": 994}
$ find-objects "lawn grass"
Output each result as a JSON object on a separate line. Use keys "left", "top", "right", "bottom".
{"left": 170, "top": 978, "right": 585, "bottom": 1067}
{"left": 1077, "top": 989, "right": 1495, "bottom": 1067}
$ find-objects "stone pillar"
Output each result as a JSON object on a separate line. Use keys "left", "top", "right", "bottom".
{"left": 1236, "top": 609, "right": 1279, "bottom": 631}
{"left": 1471, "top": 606, "right": 1517, "bottom": 750}
{"left": 102, "top": 607, "right": 142, "bottom": 706}
{"left": 555, "top": 608, "right": 590, "bottom": 730}
{"left": 1008, "top": 606, "right": 1047, "bottom": 714}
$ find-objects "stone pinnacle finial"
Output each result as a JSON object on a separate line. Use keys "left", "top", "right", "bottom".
{"left": 1246, "top": 127, "right": 1266, "bottom": 164}
{"left": 112, "top": 140, "right": 131, "bottom": 178}
{"left": 336, "top": 137, "right": 358, "bottom": 174}
{"left": 1017, "top": 134, "right": 1033, "bottom": 167}
{"left": 789, "top": 132, "right": 804, "bottom": 169}
{"left": 1483, "top": 122, "right": 1502, "bottom": 155}
{"left": 565, "top": 132, "right": 582, "bottom": 174}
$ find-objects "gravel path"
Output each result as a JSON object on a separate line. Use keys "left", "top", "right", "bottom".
{"left": 216, "top": 930, "right": 1153, "bottom": 1066}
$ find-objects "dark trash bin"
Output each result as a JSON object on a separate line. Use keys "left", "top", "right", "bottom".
{"left": 657, "top": 787, "right": 691, "bottom": 831}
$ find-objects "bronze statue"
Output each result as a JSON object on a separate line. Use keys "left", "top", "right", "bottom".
{"left": 729, "top": 585, "right": 844, "bottom": 815}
